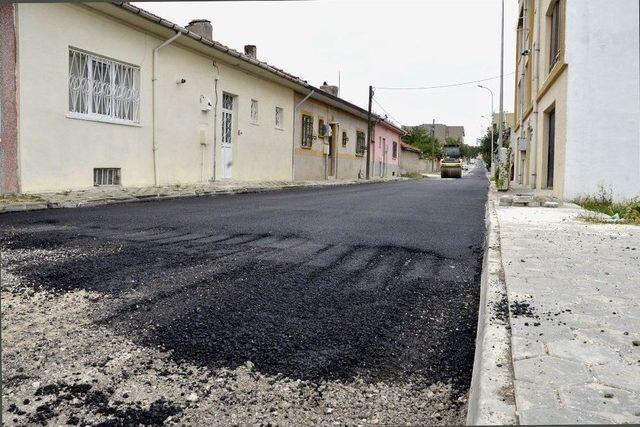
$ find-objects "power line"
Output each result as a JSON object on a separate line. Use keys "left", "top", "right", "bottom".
{"left": 371, "top": 97, "right": 403, "bottom": 128}
{"left": 375, "top": 72, "right": 515, "bottom": 91}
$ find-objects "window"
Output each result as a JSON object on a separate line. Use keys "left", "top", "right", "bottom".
{"left": 250, "top": 99, "right": 259, "bottom": 123}
{"left": 342, "top": 131, "right": 348, "bottom": 147}
{"left": 356, "top": 131, "right": 366, "bottom": 156}
{"left": 392, "top": 141, "right": 398, "bottom": 159}
{"left": 94, "top": 168, "right": 121, "bottom": 186}
{"left": 379, "top": 136, "right": 382, "bottom": 149}
{"left": 318, "top": 119, "right": 325, "bottom": 138}
{"left": 68, "top": 49, "right": 140, "bottom": 123}
{"left": 301, "top": 114, "right": 313, "bottom": 147}
{"left": 275, "top": 107, "right": 283, "bottom": 129}
{"left": 549, "top": 0, "right": 561, "bottom": 70}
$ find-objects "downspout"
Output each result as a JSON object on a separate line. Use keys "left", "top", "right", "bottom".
{"left": 518, "top": 1, "right": 528, "bottom": 185}
{"left": 530, "top": 1, "right": 541, "bottom": 189}
{"left": 291, "top": 89, "right": 315, "bottom": 181}
{"left": 211, "top": 62, "right": 220, "bottom": 181}
{"left": 152, "top": 32, "right": 181, "bottom": 186}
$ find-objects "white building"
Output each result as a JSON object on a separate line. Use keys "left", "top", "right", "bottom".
{"left": 512, "top": 0, "right": 639, "bottom": 201}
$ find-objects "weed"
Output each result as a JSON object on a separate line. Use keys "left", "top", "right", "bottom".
{"left": 575, "top": 186, "right": 640, "bottom": 225}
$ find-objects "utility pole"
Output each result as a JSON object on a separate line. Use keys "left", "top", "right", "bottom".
{"left": 497, "top": 0, "right": 505, "bottom": 172}
{"left": 366, "top": 85, "right": 373, "bottom": 180}
{"left": 431, "top": 119, "right": 435, "bottom": 172}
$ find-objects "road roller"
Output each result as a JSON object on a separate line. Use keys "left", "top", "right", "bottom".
{"left": 440, "top": 144, "right": 463, "bottom": 178}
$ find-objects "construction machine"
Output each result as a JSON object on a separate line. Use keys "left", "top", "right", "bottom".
{"left": 440, "top": 144, "right": 463, "bottom": 178}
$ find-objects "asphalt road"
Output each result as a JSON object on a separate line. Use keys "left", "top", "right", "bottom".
{"left": 1, "top": 165, "right": 488, "bottom": 421}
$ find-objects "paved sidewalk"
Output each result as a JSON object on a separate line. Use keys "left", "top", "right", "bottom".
{"left": 0, "top": 177, "right": 401, "bottom": 213}
{"left": 497, "top": 202, "right": 640, "bottom": 424}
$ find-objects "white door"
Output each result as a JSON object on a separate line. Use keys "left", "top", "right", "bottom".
{"left": 221, "top": 93, "right": 234, "bottom": 179}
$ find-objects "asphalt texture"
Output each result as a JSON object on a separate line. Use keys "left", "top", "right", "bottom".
{"left": 1, "top": 166, "right": 488, "bottom": 423}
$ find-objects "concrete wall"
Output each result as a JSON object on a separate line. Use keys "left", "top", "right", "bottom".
{"left": 371, "top": 122, "right": 402, "bottom": 178}
{"left": 399, "top": 150, "right": 421, "bottom": 175}
{"left": 0, "top": 4, "right": 20, "bottom": 193}
{"left": 564, "top": 0, "right": 640, "bottom": 201}
{"left": 293, "top": 93, "right": 367, "bottom": 181}
{"left": 15, "top": 3, "right": 295, "bottom": 193}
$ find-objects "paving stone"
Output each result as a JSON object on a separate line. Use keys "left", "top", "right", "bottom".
{"left": 547, "top": 338, "right": 624, "bottom": 365}
{"left": 513, "top": 381, "right": 561, "bottom": 411}
{"left": 513, "top": 356, "right": 589, "bottom": 385}
{"left": 518, "top": 407, "right": 615, "bottom": 424}
{"left": 511, "top": 336, "right": 546, "bottom": 361}
{"left": 559, "top": 383, "right": 640, "bottom": 423}
{"left": 592, "top": 361, "right": 640, "bottom": 393}
{"left": 543, "top": 201, "right": 560, "bottom": 208}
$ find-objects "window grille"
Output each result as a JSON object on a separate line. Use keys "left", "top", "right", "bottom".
{"left": 356, "top": 131, "right": 366, "bottom": 155}
{"left": 549, "top": 1, "right": 561, "bottom": 70}
{"left": 69, "top": 49, "right": 140, "bottom": 123}
{"left": 275, "top": 107, "right": 283, "bottom": 128}
{"left": 250, "top": 99, "right": 259, "bottom": 123}
{"left": 392, "top": 141, "right": 398, "bottom": 159}
{"left": 301, "top": 114, "right": 313, "bottom": 147}
{"left": 318, "top": 119, "right": 325, "bottom": 138}
{"left": 94, "top": 168, "right": 121, "bottom": 186}
{"left": 222, "top": 93, "right": 234, "bottom": 145}
{"left": 342, "top": 131, "right": 348, "bottom": 147}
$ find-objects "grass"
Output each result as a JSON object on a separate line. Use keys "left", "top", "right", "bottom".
{"left": 0, "top": 193, "right": 44, "bottom": 205}
{"left": 575, "top": 189, "right": 640, "bottom": 225}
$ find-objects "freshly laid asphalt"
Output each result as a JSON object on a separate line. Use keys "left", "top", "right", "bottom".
{"left": 1, "top": 166, "right": 488, "bottom": 391}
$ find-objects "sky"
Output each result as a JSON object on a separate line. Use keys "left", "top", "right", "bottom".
{"left": 136, "top": 0, "right": 517, "bottom": 146}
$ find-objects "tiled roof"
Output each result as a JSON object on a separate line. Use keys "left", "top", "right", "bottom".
{"left": 400, "top": 141, "right": 422, "bottom": 154}
{"left": 112, "top": 2, "right": 380, "bottom": 121}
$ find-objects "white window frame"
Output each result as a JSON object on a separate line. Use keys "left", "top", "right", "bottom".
{"left": 275, "top": 106, "right": 284, "bottom": 129}
{"left": 68, "top": 48, "right": 141, "bottom": 126}
{"left": 250, "top": 99, "right": 259, "bottom": 124}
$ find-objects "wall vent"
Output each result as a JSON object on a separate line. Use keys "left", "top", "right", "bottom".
{"left": 94, "top": 168, "right": 121, "bottom": 186}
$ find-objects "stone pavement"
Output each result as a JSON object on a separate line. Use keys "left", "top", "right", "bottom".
{"left": 0, "top": 177, "right": 401, "bottom": 213}
{"left": 497, "top": 202, "right": 640, "bottom": 424}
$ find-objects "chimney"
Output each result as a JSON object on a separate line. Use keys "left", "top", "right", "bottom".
{"left": 244, "top": 45, "right": 257, "bottom": 60}
{"left": 319, "top": 81, "right": 339, "bottom": 97}
{"left": 186, "top": 19, "right": 213, "bottom": 41}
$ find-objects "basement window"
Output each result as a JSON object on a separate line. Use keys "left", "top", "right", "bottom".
{"left": 94, "top": 168, "right": 121, "bottom": 186}
{"left": 68, "top": 48, "right": 140, "bottom": 124}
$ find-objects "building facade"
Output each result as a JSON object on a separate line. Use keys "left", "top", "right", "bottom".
{"left": 412, "top": 123, "right": 465, "bottom": 144}
{"left": 371, "top": 120, "right": 404, "bottom": 178}
{"left": 0, "top": 2, "right": 392, "bottom": 194}
{"left": 512, "top": 0, "right": 639, "bottom": 201}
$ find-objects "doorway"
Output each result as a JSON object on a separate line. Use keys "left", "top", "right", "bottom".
{"left": 221, "top": 93, "right": 234, "bottom": 179}
{"left": 546, "top": 109, "right": 555, "bottom": 188}
{"left": 328, "top": 124, "right": 337, "bottom": 177}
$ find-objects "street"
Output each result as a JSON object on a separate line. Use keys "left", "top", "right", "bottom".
{"left": 1, "top": 167, "right": 488, "bottom": 425}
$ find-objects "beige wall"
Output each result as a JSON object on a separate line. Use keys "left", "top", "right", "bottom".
{"left": 293, "top": 93, "right": 367, "bottom": 181}
{"left": 16, "top": 3, "right": 295, "bottom": 192}
{"left": 214, "top": 62, "right": 294, "bottom": 182}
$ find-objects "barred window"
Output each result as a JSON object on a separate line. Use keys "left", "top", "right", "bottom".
{"left": 356, "top": 131, "right": 366, "bottom": 155}
{"left": 250, "top": 99, "right": 259, "bottom": 123}
{"left": 318, "top": 118, "right": 325, "bottom": 138}
{"left": 94, "top": 168, "right": 121, "bottom": 186}
{"left": 275, "top": 107, "right": 283, "bottom": 129}
{"left": 301, "top": 114, "right": 313, "bottom": 147}
{"left": 392, "top": 141, "right": 398, "bottom": 159}
{"left": 342, "top": 131, "right": 348, "bottom": 147}
{"left": 69, "top": 49, "right": 140, "bottom": 123}
{"left": 549, "top": 0, "right": 561, "bottom": 70}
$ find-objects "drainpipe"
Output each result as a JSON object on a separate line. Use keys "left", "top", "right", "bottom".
{"left": 530, "top": 1, "right": 541, "bottom": 189}
{"left": 518, "top": 1, "right": 528, "bottom": 185}
{"left": 211, "top": 62, "right": 220, "bottom": 181}
{"left": 152, "top": 32, "right": 181, "bottom": 186}
{"left": 291, "top": 89, "right": 315, "bottom": 181}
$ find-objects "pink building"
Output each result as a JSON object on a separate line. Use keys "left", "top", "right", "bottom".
{"left": 371, "top": 120, "right": 405, "bottom": 178}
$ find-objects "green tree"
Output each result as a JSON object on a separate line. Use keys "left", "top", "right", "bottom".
{"left": 401, "top": 127, "right": 442, "bottom": 159}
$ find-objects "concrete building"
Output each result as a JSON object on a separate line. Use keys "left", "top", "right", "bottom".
{"left": 371, "top": 120, "right": 405, "bottom": 178}
{"left": 0, "top": 2, "right": 390, "bottom": 194}
{"left": 492, "top": 112, "right": 515, "bottom": 131}
{"left": 293, "top": 85, "right": 369, "bottom": 181}
{"left": 512, "top": 0, "right": 640, "bottom": 201}
{"left": 411, "top": 123, "right": 465, "bottom": 144}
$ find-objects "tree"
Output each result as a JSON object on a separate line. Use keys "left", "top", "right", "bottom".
{"left": 477, "top": 125, "right": 510, "bottom": 168}
{"left": 401, "top": 127, "right": 442, "bottom": 159}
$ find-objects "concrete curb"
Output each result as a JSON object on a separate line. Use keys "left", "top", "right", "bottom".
{"left": 0, "top": 178, "right": 405, "bottom": 214}
{"left": 466, "top": 195, "right": 517, "bottom": 425}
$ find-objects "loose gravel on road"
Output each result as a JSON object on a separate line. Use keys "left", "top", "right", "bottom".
{"left": 2, "top": 169, "right": 488, "bottom": 425}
